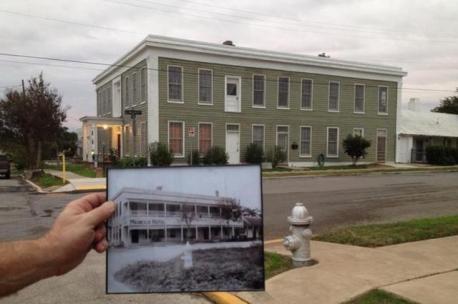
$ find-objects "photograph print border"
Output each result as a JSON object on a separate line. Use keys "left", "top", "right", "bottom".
{"left": 105, "top": 164, "right": 265, "bottom": 294}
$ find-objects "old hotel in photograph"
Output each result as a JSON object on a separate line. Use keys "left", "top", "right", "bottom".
{"left": 108, "top": 187, "right": 261, "bottom": 247}
{"left": 81, "top": 35, "right": 407, "bottom": 166}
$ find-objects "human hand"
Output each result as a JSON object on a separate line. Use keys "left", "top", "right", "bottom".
{"left": 42, "top": 193, "right": 115, "bottom": 276}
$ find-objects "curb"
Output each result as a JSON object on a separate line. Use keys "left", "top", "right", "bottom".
{"left": 23, "top": 178, "right": 47, "bottom": 193}
{"left": 202, "top": 292, "right": 249, "bottom": 304}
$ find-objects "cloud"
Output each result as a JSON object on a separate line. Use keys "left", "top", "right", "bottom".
{"left": 0, "top": 0, "right": 457, "bottom": 130}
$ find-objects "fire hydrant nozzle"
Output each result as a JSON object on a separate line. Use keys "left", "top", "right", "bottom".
{"left": 283, "top": 202, "right": 313, "bottom": 267}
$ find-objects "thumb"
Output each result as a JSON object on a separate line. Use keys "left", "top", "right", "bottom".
{"left": 84, "top": 201, "right": 116, "bottom": 227}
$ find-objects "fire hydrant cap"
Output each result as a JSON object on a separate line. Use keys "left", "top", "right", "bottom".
{"left": 288, "top": 202, "right": 313, "bottom": 225}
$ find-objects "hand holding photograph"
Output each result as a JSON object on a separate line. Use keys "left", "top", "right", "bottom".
{"left": 106, "top": 165, "right": 264, "bottom": 293}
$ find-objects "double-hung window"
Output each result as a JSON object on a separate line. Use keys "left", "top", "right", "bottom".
{"left": 300, "top": 126, "right": 312, "bottom": 157}
{"left": 301, "top": 79, "right": 313, "bottom": 110}
{"left": 141, "top": 68, "right": 147, "bottom": 102}
{"left": 278, "top": 77, "right": 289, "bottom": 108}
{"left": 132, "top": 73, "right": 137, "bottom": 105}
{"left": 125, "top": 76, "right": 130, "bottom": 107}
{"left": 378, "top": 86, "right": 388, "bottom": 114}
{"left": 168, "top": 66, "right": 183, "bottom": 102}
{"left": 169, "top": 121, "right": 184, "bottom": 157}
{"left": 198, "top": 123, "right": 212, "bottom": 154}
{"left": 328, "top": 81, "right": 340, "bottom": 112}
{"left": 327, "top": 127, "right": 339, "bottom": 157}
{"left": 354, "top": 84, "right": 365, "bottom": 113}
{"left": 252, "top": 125, "right": 265, "bottom": 150}
{"left": 253, "top": 75, "right": 265, "bottom": 107}
{"left": 198, "top": 69, "right": 212, "bottom": 104}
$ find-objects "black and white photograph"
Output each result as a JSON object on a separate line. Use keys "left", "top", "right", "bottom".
{"left": 106, "top": 165, "right": 264, "bottom": 293}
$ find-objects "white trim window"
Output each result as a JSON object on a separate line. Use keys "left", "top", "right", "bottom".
{"left": 276, "top": 125, "right": 289, "bottom": 154}
{"left": 301, "top": 79, "right": 313, "bottom": 110}
{"left": 253, "top": 74, "right": 265, "bottom": 107}
{"left": 328, "top": 81, "right": 340, "bottom": 112}
{"left": 353, "top": 128, "right": 364, "bottom": 137}
{"left": 132, "top": 72, "right": 137, "bottom": 105}
{"left": 168, "top": 66, "right": 183, "bottom": 102}
{"left": 198, "top": 123, "right": 212, "bottom": 154}
{"left": 125, "top": 76, "right": 130, "bottom": 107}
{"left": 354, "top": 84, "right": 365, "bottom": 113}
{"left": 141, "top": 67, "right": 147, "bottom": 102}
{"left": 277, "top": 76, "right": 289, "bottom": 108}
{"left": 327, "top": 127, "right": 339, "bottom": 157}
{"left": 378, "top": 86, "right": 388, "bottom": 114}
{"left": 252, "top": 124, "right": 265, "bottom": 150}
{"left": 198, "top": 69, "right": 213, "bottom": 104}
{"left": 168, "top": 121, "right": 185, "bottom": 157}
{"left": 299, "top": 126, "right": 312, "bottom": 157}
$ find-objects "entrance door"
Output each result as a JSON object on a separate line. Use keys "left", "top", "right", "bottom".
{"left": 276, "top": 126, "right": 289, "bottom": 162}
{"left": 414, "top": 138, "right": 424, "bottom": 162}
{"left": 225, "top": 76, "right": 241, "bottom": 112}
{"left": 376, "top": 129, "right": 387, "bottom": 162}
{"left": 226, "top": 124, "right": 240, "bottom": 164}
{"left": 131, "top": 230, "right": 139, "bottom": 244}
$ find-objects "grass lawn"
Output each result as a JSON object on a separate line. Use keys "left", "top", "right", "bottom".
{"left": 314, "top": 215, "right": 458, "bottom": 247}
{"left": 264, "top": 251, "right": 293, "bottom": 279}
{"left": 31, "top": 173, "right": 67, "bottom": 188}
{"left": 45, "top": 163, "right": 96, "bottom": 178}
{"left": 344, "top": 289, "right": 417, "bottom": 304}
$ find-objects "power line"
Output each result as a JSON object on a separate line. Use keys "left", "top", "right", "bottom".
{"left": 103, "top": 0, "right": 458, "bottom": 44}
{"left": 0, "top": 51, "right": 455, "bottom": 93}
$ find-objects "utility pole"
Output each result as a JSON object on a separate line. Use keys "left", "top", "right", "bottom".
{"left": 21, "top": 79, "right": 25, "bottom": 96}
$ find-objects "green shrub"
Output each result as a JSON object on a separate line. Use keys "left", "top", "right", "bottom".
{"left": 266, "top": 146, "right": 287, "bottom": 168}
{"left": 425, "top": 146, "right": 458, "bottom": 165}
{"left": 150, "top": 142, "right": 173, "bottom": 166}
{"left": 343, "top": 134, "right": 371, "bottom": 165}
{"left": 187, "top": 149, "right": 201, "bottom": 166}
{"left": 245, "top": 143, "right": 264, "bottom": 164}
{"left": 117, "top": 156, "right": 147, "bottom": 168}
{"left": 203, "top": 146, "right": 228, "bottom": 165}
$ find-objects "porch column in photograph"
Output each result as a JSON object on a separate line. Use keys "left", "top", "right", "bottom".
{"left": 208, "top": 226, "right": 211, "bottom": 240}
{"left": 195, "top": 225, "right": 198, "bottom": 241}
{"left": 220, "top": 225, "right": 223, "bottom": 239}
{"left": 164, "top": 203, "right": 167, "bottom": 217}
{"left": 146, "top": 202, "right": 149, "bottom": 241}
{"left": 164, "top": 224, "right": 168, "bottom": 242}
{"left": 232, "top": 226, "right": 235, "bottom": 238}
{"left": 207, "top": 206, "right": 210, "bottom": 217}
{"left": 181, "top": 225, "right": 184, "bottom": 242}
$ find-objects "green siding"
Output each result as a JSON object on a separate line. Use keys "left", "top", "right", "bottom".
{"left": 121, "top": 60, "right": 148, "bottom": 157}
{"left": 157, "top": 57, "right": 398, "bottom": 164}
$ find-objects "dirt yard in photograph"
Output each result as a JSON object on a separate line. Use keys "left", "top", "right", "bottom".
{"left": 114, "top": 245, "right": 264, "bottom": 292}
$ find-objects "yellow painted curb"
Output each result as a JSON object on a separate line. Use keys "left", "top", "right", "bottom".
{"left": 202, "top": 292, "right": 249, "bottom": 304}
{"left": 264, "top": 239, "right": 282, "bottom": 245}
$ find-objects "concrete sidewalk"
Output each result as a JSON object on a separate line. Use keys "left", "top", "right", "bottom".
{"left": 45, "top": 169, "right": 106, "bottom": 192}
{"left": 238, "top": 236, "right": 458, "bottom": 304}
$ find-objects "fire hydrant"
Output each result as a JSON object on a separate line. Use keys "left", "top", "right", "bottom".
{"left": 283, "top": 202, "right": 313, "bottom": 267}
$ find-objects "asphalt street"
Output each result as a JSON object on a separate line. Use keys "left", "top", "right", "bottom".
{"left": 1, "top": 171, "right": 457, "bottom": 242}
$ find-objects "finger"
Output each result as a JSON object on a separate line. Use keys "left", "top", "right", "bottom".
{"left": 94, "top": 239, "right": 108, "bottom": 253}
{"left": 94, "top": 225, "right": 107, "bottom": 242}
{"left": 70, "top": 193, "right": 107, "bottom": 213}
{"left": 84, "top": 201, "right": 116, "bottom": 227}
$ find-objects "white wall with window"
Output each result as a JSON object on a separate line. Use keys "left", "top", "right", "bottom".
{"left": 354, "top": 84, "right": 365, "bottom": 113}
{"left": 253, "top": 75, "right": 265, "bottom": 107}
{"left": 277, "top": 77, "right": 289, "bottom": 108}
{"left": 327, "top": 127, "right": 339, "bottom": 157}
{"left": 328, "top": 81, "right": 340, "bottom": 112}
{"left": 168, "top": 66, "right": 183, "bottom": 102}
{"left": 198, "top": 69, "right": 213, "bottom": 104}
{"left": 168, "top": 121, "right": 184, "bottom": 157}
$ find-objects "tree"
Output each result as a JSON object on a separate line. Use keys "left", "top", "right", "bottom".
{"left": 245, "top": 143, "right": 264, "bottom": 164}
{"left": 181, "top": 204, "right": 196, "bottom": 241}
{"left": 432, "top": 96, "right": 458, "bottom": 114}
{"left": 343, "top": 134, "right": 371, "bottom": 166}
{"left": 149, "top": 142, "right": 173, "bottom": 166}
{"left": 0, "top": 74, "right": 67, "bottom": 169}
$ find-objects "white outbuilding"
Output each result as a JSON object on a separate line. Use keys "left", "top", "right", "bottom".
{"left": 397, "top": 104, "right": 458, "bottom": 163}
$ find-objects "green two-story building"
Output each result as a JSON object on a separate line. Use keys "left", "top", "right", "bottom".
{"left": 80, "top": 35, "right": 407, "bottom": 166}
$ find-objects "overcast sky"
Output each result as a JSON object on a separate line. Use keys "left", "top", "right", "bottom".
{"left": 1, "top": 0, "right": 457, "bottom": 130}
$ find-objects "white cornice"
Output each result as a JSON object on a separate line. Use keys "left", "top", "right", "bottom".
{"left": 93, "top": 34, "right": 407, "bottom": 85}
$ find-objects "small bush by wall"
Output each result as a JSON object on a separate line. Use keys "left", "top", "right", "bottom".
{"left": 203, "top": 146, "right": 228, "bottom": 165}
{"left": 245, "top": 143, "right": 264, "bottom": 164}
{"left": 116, "top": 156, "right": 148, "bottom": 168}
{"left": 187, "top": 149, "right": 201, "bottom": 166}
{"left": 265, "top": 146, "right": 287, "bottom": 168}
{"left": 150, "top": 142, "right": 173, "bottom": 166}
{"left": 425, "top": 146, "right": 458, "bottom": 165}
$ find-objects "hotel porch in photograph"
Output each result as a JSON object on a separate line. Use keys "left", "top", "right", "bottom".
{"left": 108, "top": 187, "right": 260, "bottom": 248}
